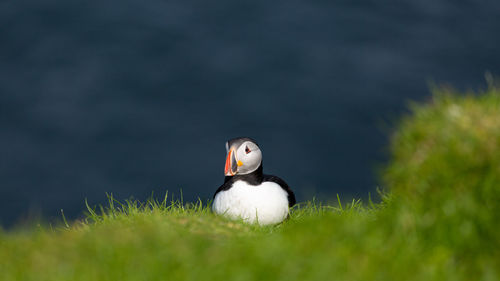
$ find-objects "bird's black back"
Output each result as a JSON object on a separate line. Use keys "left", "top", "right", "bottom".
{"left": 262, "top": 174, "right": 296, "bottom": 207}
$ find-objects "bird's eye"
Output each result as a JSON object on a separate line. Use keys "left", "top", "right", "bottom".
{"left": 245, "top": 146, "right": 251, "bottom": 154}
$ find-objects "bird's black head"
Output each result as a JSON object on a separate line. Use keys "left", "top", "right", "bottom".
{"left": 224, "top": 137, "right": 262, "bottom": 177}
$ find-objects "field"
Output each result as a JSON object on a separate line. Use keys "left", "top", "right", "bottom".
{"left": 1, "top": 86, "right": 499, "bottom": 281}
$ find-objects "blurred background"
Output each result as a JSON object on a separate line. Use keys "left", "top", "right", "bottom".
{"left": 1, "top": 0, "right": 499, "bottom": 227}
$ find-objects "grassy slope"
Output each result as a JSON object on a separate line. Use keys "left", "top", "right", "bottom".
{"left": 1, "top": 87, "right": 500, "bottom": 281}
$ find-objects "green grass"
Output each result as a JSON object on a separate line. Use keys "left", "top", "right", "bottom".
{"left": 1, "top": 86, "right": 499, "bottom": 281}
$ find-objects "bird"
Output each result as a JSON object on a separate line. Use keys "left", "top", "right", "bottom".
{"left": 212, "top": 137, "right": 296, "bottom": 225}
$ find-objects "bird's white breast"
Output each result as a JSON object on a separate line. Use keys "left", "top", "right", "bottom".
{"left": 212, "top": 180, "right": 290, "bottom": 225}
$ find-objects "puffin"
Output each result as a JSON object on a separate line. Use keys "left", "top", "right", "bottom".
{"left": 212, "top": 137, "right": 296, "bottom": 225}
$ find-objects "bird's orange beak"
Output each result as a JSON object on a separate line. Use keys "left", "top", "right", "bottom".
{"left": 224, "top": 148, "right": 238, "bottom": 176}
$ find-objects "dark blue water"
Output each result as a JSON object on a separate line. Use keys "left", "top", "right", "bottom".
{"left": 1, "top": 0, "right": 499, "bottom": 226}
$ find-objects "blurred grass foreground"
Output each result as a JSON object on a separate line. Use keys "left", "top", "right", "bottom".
{"left": 1, "top": 86, "right": 500, "bottom": 281}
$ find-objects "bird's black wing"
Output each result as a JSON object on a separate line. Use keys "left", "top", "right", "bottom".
{"left": 213, "top": 180, "right": 232, "bottom": 198}
{"left": 262, "top": 174, "right": 296, "bottom": 207}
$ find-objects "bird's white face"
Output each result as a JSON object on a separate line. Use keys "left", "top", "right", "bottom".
{"left": 224, "top": 140, "right": 262, "bottom": 176}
